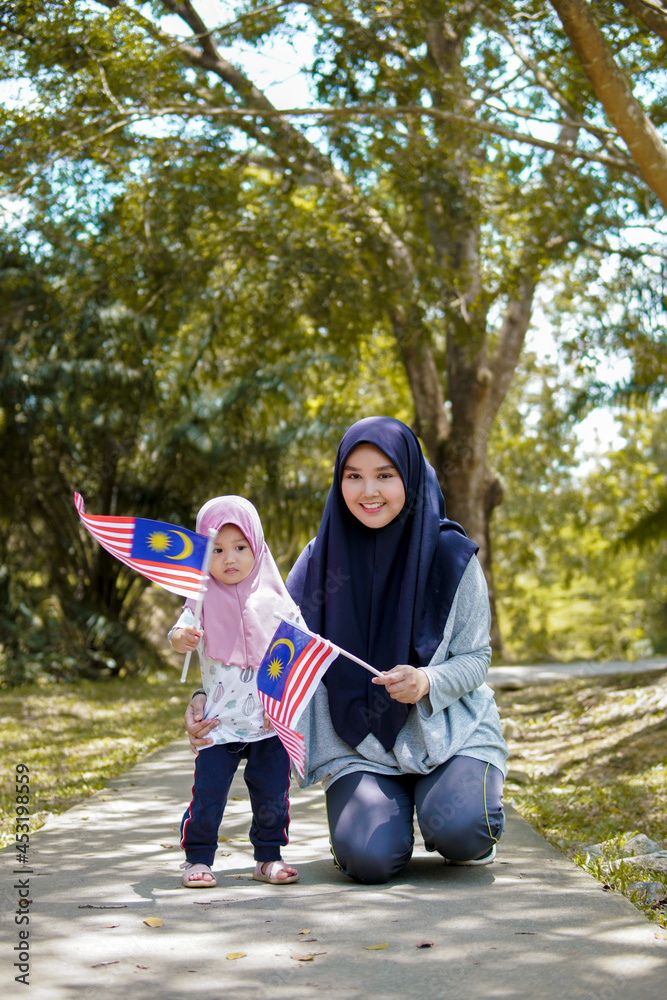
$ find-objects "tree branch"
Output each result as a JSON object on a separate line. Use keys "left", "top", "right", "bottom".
{"left": 549, "top": 0, "right": 667, "bottom": 211}
{"left": 75, "top": 102, "right": 637, "bottom": 175}
{"left": 617, "top": 0, "right": 667, "bottom": 43}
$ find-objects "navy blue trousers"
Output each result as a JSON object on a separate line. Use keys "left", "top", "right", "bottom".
{"left": 181, "top": 736, "right": 292, "bottom": 866}
{"left": 325, "top": 755, "right": 505, "bottom": 884}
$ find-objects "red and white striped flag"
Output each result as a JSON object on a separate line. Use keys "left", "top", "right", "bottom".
{"left": 74, "top": 492, "right": 209, "bottom": 599}
{"left": 257, "top": 618, "right": 340, "bottom": 776}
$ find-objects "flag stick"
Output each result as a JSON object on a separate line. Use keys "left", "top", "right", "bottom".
{"left": 180, "top": 527, "right": 218, "bottom": 684}
{"left": 273, "top": 614, "right": 383, "bottom": 677}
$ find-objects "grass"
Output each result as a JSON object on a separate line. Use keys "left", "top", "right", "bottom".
{"left": 1, "top": 663, "right": 666, "bottom": 922}
{"left": 494, "top": 666, "right": 667, "bottom": 923}
{"left": 0, "top": 669, "right": 188, "bottom": 849}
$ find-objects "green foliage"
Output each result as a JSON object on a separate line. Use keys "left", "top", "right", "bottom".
{"left": 0, "top": 209, "right": 411, "bottom": 683}
{"left": 1, "top": 0, "right": 666, "bottom": 677}
{"left": 491, "top": 357, "right": 667, "bottom": 662}
{"left": 0, "top": 670, "right": 189, "bottom": 847}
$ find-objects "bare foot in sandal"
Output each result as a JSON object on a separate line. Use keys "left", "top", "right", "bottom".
{"left": 253, "top": 860, "right": 299, "bottom": 884}
{"left": 180, "top": 861, "right": 217, "bottom": 887}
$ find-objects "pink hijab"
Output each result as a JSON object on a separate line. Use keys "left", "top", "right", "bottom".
{"left": 186, "top": 496, "right": 299, "bottom": 668}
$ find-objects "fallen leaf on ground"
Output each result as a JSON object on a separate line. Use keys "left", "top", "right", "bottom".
{"left": 291, "top": 953, "right": 315, "bottom": 962}
{"left": 219, "top": 836, "right": 230, "bottom": 842}
{"left": 301, "top": 938, "right": 318, "bottom": 942}
{"left": 226, "top": 952, "right": 246, "bottom": 960}
{"left": 160, "top": 843, "right": 174, "bottom": 849}
{"left": 143, "top": 917, "right": 163, "bottom": 927}
{"left": 416, "top": 940, "right": 435, "bottom": 948}
{"left": 365, "top": 943, "right": 389, "bottom": 950}
{"left": 106, "top": 924, "right": 120, "bottom": 929}
{"left": 298, "top": 929, "right": 311, "bottom": 934}
{"left": 136, "top": 965, "right": 148, "bottom": 969}
{"left": 91, "top": 961, "right": 119, "bottom": 968}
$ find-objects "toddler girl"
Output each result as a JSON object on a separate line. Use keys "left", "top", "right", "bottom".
{"left": 169, "top": 495, "right": 300, "bottom": 887}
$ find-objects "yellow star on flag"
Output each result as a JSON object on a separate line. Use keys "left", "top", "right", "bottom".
{"left": 267, "top": 657, "right": 284, "bottom": 680}
{"left": 147, "top": 531, "right": 171, "bottom": 553}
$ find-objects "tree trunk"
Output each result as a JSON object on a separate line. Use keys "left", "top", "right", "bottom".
{"left": 550, "top": 0, "right": 667, "bottom": 211}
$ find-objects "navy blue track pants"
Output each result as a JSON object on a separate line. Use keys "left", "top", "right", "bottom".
{"left": 325, "top": 755, "right": 505, "bottom": 884}
{"left": 181, "top": 736, "right": 291, "bottom": 866}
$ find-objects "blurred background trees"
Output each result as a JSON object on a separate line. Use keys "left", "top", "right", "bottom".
{"left": 1, "top": 0, "right": 665, "bottom": 683}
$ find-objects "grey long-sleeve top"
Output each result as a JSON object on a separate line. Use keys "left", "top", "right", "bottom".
{"left": 293, "top": 555, "right": 508, "bottom": 790}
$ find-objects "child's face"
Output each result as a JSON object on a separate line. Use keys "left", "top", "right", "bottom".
{"left": 209, "top": 524, "right": 255, "bottom": 585}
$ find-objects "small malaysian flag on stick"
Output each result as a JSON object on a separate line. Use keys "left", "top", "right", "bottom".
{"left": 74, "top": 492, "right": 209, "bottom": 599}
{"left": 257, "top": 618, "right": 342, "bottom": 776}
{"left": 257, "top": 617, "right": 381, "bottom": 776}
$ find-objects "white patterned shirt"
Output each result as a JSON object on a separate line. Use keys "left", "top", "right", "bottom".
{"left": 169, "top": 607, "right": 273, "bottom": 747}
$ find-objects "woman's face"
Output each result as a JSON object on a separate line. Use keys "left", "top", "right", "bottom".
{"left": 340, "top": 443, "right": 406, "bottom": 529}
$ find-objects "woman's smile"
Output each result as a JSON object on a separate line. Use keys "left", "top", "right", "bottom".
{"left": 341, "top": 443, "right": 406, "bottom": 528}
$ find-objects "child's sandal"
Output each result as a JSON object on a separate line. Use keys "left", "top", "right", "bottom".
{"left": 252, "top": 860, "right": 299, "bottom": 884}
{"left": 180, "top": 861, "right": 217, "bottom": 888}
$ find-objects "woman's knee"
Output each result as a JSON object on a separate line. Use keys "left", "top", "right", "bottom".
{"left": 415, "top": 757, "right": 505, "bottom": 861}
{"left": 331, "top": 835, "right": 410, "bottom": 884}
{"left": 326, "top": 771, "right": 414, "bottom": 884}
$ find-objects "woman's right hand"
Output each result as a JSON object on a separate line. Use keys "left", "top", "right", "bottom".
{"left": 184, "top": 693, "right": 219, "bottom": 754}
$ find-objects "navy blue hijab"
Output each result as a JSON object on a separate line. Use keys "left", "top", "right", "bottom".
{"left": 286, "top": 417, "right": 479, "bottom": 752}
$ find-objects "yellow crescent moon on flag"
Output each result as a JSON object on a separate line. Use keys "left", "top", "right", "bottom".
{"left": 165, "top": 530, "right": 194, "bottom": 560}
{"left": 269, "top": 638, "right": 295, "bottom": 663}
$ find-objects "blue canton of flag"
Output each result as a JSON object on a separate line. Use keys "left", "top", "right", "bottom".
{"left": 74, "top": 493, "right": 211, "bottom": 599}
{"left": 257, "top": 621, "right": 315, "bottom": 701}
{"left": 257, "top": 618, "right": 340, "bottom": 776}
{"left": 130, "top": 519, "right": 208, "bottom": 570}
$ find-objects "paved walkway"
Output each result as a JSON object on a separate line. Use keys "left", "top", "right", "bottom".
{"left": 2, "top": 738, "right": 666, "bottom": 999}
{"left": 487, "top": 655, "right": 667, "bottom": 690}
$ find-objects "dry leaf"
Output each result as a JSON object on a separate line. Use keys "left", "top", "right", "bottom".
{"left": 219, "top": 836, "right": 230, "bottom": 842}
{"left": 106, "top": 924, "right": 120, "bottom": 929}
{"left": 143, "top": 917, "right": 163, "bottom": 928}
{"left": 416, "top": 940, "right": 435, "bottom": 948}
{"left": 136, "top": 965, "right": 148, "bottom": 969}
{"left": 298, "top": 929, "right": 311, "bottom": 935}
{"left": 160, "top": 843, "right": 174, "bottom": 849}
{"left": 91, "top": 961, "right": 119, "bottom": 968}
{"left": 365, "top": 943, "right": 389, "bottom": 950}
{"left": 226, "top": 952, "right": 246, "bottom": 961}
{"left": 301, "top": 938, "right": 318, "bottom": 942}
{"left": 290, "top": 953, "right": 315, "bottom": 962}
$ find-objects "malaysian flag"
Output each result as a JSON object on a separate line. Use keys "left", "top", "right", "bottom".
{"left": 257, "top": 618, "right": 340, "bottom": 776}
{"left": 74, "top": 492, "right": 209, "bottom": 599}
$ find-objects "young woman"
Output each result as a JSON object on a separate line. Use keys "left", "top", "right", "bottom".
{"left": 186, "top": 418, "right": 507, "bottom": 884}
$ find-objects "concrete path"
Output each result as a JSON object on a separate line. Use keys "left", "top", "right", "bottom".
{"left": 2, "top": 741, "right": 666, "bottom": 999}
{"left": 487, "top": 656, "right": 667, "bottom": 690}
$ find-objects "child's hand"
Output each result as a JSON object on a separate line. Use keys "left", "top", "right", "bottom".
{"left": 263, "top": 712, "right": 273, "bottom": 731}
{"left": 172, "top": 626, "right": 203, "bottom": 654}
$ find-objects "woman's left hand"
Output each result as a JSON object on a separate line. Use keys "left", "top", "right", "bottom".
{"left": 372, "top": 664, "right": 429, "bottom": 703}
